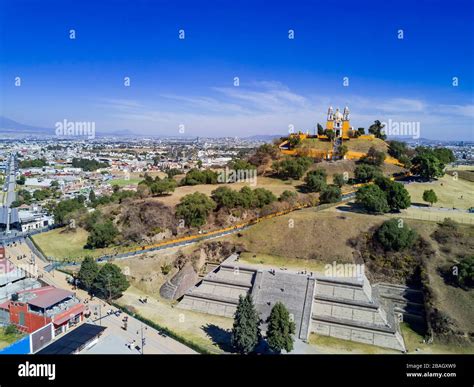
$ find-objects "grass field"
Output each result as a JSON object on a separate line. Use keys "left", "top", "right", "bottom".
{"left": 221, "top": 207, "right": 386, "bottom": 263}
{"left": 151, "top": 176, "right": 300, "bottom": 207}
{"left": 404, "top": 174, "right": 474, "bottom": 210}
{"left": 110, "top": 171, "right": 167, "bottom": 187}
{"left": 298, "top": 138, "right": 332, "bottom": 151}
{"left": 343, "top": 137, "right": 388, "bottom": 153}
{"left": 298, "top": 137, "right": 388, "bottom": 154}
{"left": 32, "top": 227, "right": 138, "bottom": 261}
{"left": 110, "top": 178, "right": 142, "bottom": 186}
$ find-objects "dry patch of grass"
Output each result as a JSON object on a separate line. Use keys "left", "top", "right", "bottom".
{"left": 221, "top": 208, "right": 386, "bottom": 264}
{"left": 309, "top": 333, "right": 397, "bottom": 354}
{"left": 239, "top": 252, "right": 327, "bottom": 273}
{"left": 150, "top": 177, "right": 300, "bottom": 207}
{"left": 113, "top": 248, "right": 181, "bottom": 297}
{"left": 344, "top": 137, "right": 388, "bottom": 153}
{"left": 401, "top": 323, "right": 474, "bottom": 354}
{"left": 117, "top": 286, "right": 233, "bottom": 354}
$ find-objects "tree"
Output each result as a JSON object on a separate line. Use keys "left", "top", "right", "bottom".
{"left": 231, "top": 294, "right": 261, "bottom": 354}
{"left": 86, "top": 221, "right": 118, "bottom": 248}
{"left": 16, "top": 175, "right": 25, "bottom": 185}
{"left": 368, "top": 120, "right": 386, "bottom": 140}
{"left": 433, "top": 148, "right": 455, "bottom": 165}
{"left": 273, "top": 157, "right": 311, "bottom": 180}
{"left": 456, "top": 256, "right": 474, "bottom": 288}
{"left": 149, "top": 179, "right": 176, "bottom": 196}
{"left": 89, "top": 189, "right": 96, "bottom": 203}
{"left": 253, "top": 188, "right": 277, "bottom": 208}
{"left": 319, "top": 184, "right": 341, "bottom": 204}
{"left": 411, "top": 152, "right": 444, "bottom": 180}
{"left": 354, "top": 164, "right": 382, "bottom": 183}
{"left": 305, "top": 169, "right": 327, "bottom": 192}
{"left": 376, "top": 219, "right": 418, "bottom": 251}
{"left": 423, "top": 189, "right": 438, "bottom": 206}
{"left": 175, "top": 192, "right": 216, "bottom": 227}
{"left": 211, "top": 186, "right": 239, "bottom": 208}
{"left": 229, "top": 159, "right": 256, "bottom": 173}
{"left": 180, "top": 168, "right": 218, "bottom": 186}
{"left": 388, "top": 141, "right": 408, "bottom": 159}
{"left": 317, "top": 123, "right": 324, "bottom": 136}
{"left": 357, "top": 127, "right": 365, "bottom": 135}
{"left": 93, "top": 263, "right": 129, "bottom": 300}
{"left": 356, "top": 185, "right": 389, "bottom": 214}
{"left": 53, "top": 198, "right": 85, "bottom": 225}
{"left": 378, "top": 179, "right": 411, "bottom": 212}
{"left": 72, "top": 158, "right": 109, "bottom": 171}
{"left": 77, "top": 256, "right": 100, "bottom": 292}
{"left": 333, "top": 173, "right": 346, "bottom": 188}
{"left": 279, "top": 190, "right": 297, "bottom": 203}
{"left": 288, "top": 135, "right": 301, "bottom": 148}
{"left": 325, "top": 129, "right": 336, "bottom": 142}
{"left": 361, "top": 146, "right": 386, "bottom": 166}
{"left": 266, "top": 302, "right": 295, "bottom": 353}
{"left": 339, "top": 144, "right": 348, "bottom": 157}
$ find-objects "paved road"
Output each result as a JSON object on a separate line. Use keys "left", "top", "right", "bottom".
{"left": 1, "top": 154, "right": 17, "bottom": 237}
{"left": 5, "top": 240, "right": 197, "bottom": 354}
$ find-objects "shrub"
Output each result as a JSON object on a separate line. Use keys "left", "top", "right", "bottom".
{"left": 376, "top": 219, "right": 418, "bottom": 251}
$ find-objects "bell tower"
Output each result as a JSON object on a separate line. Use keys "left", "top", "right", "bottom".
{"left": 342, "top": 106, "right": 351, "bottom": 139}
{"left": 326, "top": 106, "right": 334, "bottom": 130}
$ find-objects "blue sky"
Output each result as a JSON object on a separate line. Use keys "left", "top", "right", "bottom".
{"left": 0, "top": 0, "right": 473, "bottom": 139}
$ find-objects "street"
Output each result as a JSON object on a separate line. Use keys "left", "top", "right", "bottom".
{"left": 4, "top": 239, "right": 197, "bottom": 354}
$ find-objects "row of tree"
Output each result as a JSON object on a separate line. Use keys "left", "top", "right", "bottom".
{"left": 77, "top": 257, "right": 129, "bottom": 300}
{"left": 231, "top": 294, "right": 295, "bottom": 354}
{"left": 355, "top": 176, "right": 411, "bottom": 214}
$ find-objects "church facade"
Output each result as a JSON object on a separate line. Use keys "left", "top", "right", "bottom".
{"left": 325, "top": 106, "right": 352, "bottom": 139}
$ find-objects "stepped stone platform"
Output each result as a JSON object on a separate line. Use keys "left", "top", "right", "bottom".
{"left": 177, "top": 254, "right": 407, "bottom": 351}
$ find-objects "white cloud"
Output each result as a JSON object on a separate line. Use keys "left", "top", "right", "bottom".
{"left": 98, "top": 82, "right": 473, "bottom": 140}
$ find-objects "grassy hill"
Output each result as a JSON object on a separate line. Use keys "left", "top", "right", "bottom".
{"left": 298, "top": 137, "right": 389, "bottom": 154}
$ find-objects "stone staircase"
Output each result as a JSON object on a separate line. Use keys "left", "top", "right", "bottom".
{"left": 311, "top": 275, "right": 406, "bottom": 351}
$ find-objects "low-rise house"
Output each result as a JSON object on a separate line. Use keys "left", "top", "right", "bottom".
{"left": 0, "top": 286, "right": 84, "bottom": 335}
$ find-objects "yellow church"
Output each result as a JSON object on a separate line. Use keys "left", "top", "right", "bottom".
{"left": 324, "top": 106, "right": 351, "bottom": 139}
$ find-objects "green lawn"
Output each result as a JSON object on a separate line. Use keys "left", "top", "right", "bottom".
{"left": 405, "top": 175, "right": 474, "bottom": 210}
{"left": 32, "top": 227, "right": 138, "bottom": 261}
{"left": 110, "top": 178, "right": 142, "bottom": 187}
{"left": 0, "top": 327, "right": 24, "bottom": 350}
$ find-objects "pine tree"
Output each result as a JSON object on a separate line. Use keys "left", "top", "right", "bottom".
{"left": 231, "top": 294, "right": 261, "bottom": 354}
{"left": 266, "top": 302, "right": 295, "bottom": 353}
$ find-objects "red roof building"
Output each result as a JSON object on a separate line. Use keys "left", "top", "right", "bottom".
{"left": 0, "top": 286, "right": 84, "bottom": 334}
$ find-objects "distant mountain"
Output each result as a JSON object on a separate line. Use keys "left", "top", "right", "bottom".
{"left": 0, "top": 116, "right": 52, "bottom": 136}
{"left": 0, "top": 116, "right": 134, "bottom": 138}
